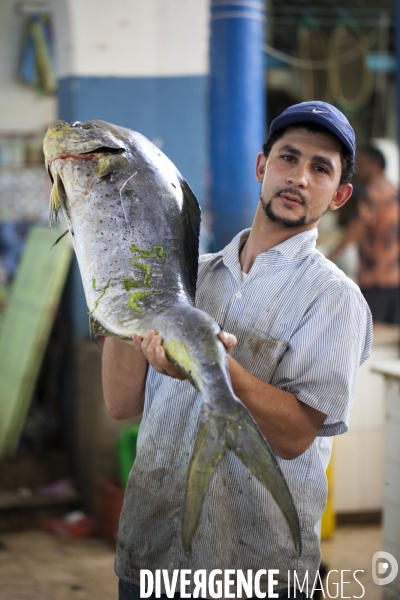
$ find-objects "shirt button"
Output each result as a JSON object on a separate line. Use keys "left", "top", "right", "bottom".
{"left": 235, "top": 292, "right": 242, "bottom": 299}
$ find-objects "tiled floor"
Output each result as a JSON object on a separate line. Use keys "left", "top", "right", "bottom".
{"left": 0, "top": 525, "right": 383, "bottom": 599}
{"left": 0, "top": 529, "right": 118, "bottom": 600}
{"left": 321, "top": 525, "right": 383, "bottom": 600}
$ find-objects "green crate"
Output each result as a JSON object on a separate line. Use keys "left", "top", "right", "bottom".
{"left": 118, "top": 424, "right": 140, "bottom": 488}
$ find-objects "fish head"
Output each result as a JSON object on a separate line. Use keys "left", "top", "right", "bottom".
{"left": 44, "top": 120, "right": 131, "bottom": 225}
{"left": 43, "top": 119, "right": 189, "bottom": 227}
{"left": 44, "top": 119, "right": 125, "bottom": 163}
{"left": 43, "top": 119, "right": 201, "bottom": 327}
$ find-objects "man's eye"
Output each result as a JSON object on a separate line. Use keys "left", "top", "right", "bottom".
{"left": 315, "top": 165, "right": 328, "bottom": 174}
{"left": 282, "top": 155, "right": 294, "bottom": 162}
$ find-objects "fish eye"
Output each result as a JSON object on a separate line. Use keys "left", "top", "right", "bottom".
{"left": 53, "top": 120, "right": 65, "bottom": 131}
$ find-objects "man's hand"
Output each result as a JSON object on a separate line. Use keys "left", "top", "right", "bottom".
{"left": 133, "top": 330, "right": 186, "bottom": 380}
{"left": 132, "top": 329, "right": 237, "bottom": 380}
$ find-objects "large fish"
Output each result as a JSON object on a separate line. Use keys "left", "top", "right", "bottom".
{"left": 43, "top": 119, "right": 301, "bottom": 554}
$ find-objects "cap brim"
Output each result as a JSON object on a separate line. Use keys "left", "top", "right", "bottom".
{"left": 271, "top": 112, "right": 353, "bottom": 157}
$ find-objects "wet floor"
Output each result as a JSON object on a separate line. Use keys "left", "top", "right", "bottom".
{"left": 0, "top": 525, "right": 383, "bottom": 599}
{"left": 0, "top": 529, "right": 117, "bottom": 600}
{"left": 320, "top": 524, "right": 383, "bottom": 599}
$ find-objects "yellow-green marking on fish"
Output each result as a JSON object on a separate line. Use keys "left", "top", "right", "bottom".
{"left": 130, "top": 244, "right": 168, "bottom": 262}
{"left": 127, "top": 289, "right": 161, "bottom": 312}
{"left": 129, "top": 244, "right": 169, "bottom": 287}
{"left": 130, "top": 259, "right": 152, "bottom": 286}
{"left": 123, "top": 277, "right": 140, "bottom": 291}
{"left": 89, "top": 277, "right": 113, "bottom": 315}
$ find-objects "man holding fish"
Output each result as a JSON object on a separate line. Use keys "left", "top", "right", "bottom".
{"left": 95, "top": 102, "right": 372, "bottom": 598}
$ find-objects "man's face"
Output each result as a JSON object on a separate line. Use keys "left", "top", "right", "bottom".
{"left": 256, "top": 127, "right": 352, "bottom": 231}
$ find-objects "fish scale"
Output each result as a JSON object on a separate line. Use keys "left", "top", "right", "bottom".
{"left": 43, "top": 119, "right": 302, "bottom": 555}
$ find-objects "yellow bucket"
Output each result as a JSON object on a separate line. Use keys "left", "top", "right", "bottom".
{"left": 321, "top": 442, "right": 336, "bottom": 539}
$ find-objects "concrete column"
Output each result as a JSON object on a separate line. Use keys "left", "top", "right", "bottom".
{"left": 210, "top": 0, "right": 266, "bottom": 251}
{"left": 52, "top": 0, "right": 209, "bottom": 337}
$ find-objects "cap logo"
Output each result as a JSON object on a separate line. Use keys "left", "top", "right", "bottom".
{"left": 270, "top": 102, "right": 355, "bottom": 159}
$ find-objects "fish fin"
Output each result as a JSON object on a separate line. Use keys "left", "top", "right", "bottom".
{"left": 227, "top": 406, "right": 302, "bottom": 556}
{"left": 182, "top": 401, "right": 302, "bottom": 556}
{"left": 48, "top": 179, "right": 60, "bottom": 225}
{"left": 56, "top": 173, "right": 71, "bottom": 221}
{"left": 96, "top": 154, "right": 129, "bottom": 179}
{"left": 180, "top": 179, "right": 201, "bottom": 304}
{"left": 182, "top": 406, "right": 227, "bottom": 553}
{"left": 89, "top": 316, "right": 108, "bottom": 341}
{"left": 50, "top": 229, "right": 69, "bottom": 249}
{"left": 89, "top": 316, "right": 134, "bottom": 344}
{"left": 49, "top": 173, "right": 69, "bottom": 226}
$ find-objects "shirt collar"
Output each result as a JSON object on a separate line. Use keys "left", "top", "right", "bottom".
{"left": 208, "top": 228, "right": 319, "bottom": 272}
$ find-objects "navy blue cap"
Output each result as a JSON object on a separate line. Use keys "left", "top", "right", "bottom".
{"left": 270, "top": 101, "right": 355, "bottom": 160}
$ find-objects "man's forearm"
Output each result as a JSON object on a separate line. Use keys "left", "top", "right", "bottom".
{"left": 227, "top": 355, "right": 326, "bottom": 460}
{"left": 102, "top": 338, "right": 148, "bottom": 420}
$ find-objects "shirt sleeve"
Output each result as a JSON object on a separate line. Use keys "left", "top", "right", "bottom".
{"left": 270, "top": 286, "right": 373, "bottom": 436}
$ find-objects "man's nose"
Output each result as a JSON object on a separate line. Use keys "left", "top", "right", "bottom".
{"left": 286, "top": 164, "right": 308, "bottom": 188}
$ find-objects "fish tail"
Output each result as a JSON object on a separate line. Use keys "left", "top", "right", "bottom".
{"left": 227, "top": 402, "right": 302, "bottom": 555}
{"left": 182, "top": 405, "right": 227, "bottom": 553}
{"left": 182, "top": 400, "right": 302, "bottom": 556}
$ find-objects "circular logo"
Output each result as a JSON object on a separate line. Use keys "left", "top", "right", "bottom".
{"left": 372, "top": 551, "right": 399, "bottom": 586}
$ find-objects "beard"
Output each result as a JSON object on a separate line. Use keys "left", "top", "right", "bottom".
{"left": 260, "top": 187, "right": 326, "bottom": 229}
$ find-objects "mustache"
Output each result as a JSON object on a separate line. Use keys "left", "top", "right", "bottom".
{"left": 273, "top": 187, "right": 307, "bottom": 204}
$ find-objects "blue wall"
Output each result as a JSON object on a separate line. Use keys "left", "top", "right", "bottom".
{"left": 58, "top": 75, "right": 207, "bottom": 205}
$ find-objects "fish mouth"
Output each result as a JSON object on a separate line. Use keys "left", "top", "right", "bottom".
{"left": 48, "top": 146, "right": 125, "bottom": 165}
{"left": 47, "top": 145, "right": 125, "bottom": 184}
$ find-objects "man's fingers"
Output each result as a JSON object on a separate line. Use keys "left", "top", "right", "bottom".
{"left": 141, "top": 329, "right": 156, "bottom": 350}
{"left": 149, "top": 337, "right": 166, "bottom": 363}
{"left": 148, "top": 335, "right": 164, "bottom": 361}
{"left": 218, "top": 330, "right": 237, "bottom": 354}
{"left": 132, "top": 330, "right": 159, "bottom": 359}
{"left": 143, "top": 333, "right": 161, "bottom": 360}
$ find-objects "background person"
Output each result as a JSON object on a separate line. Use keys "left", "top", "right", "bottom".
{"left": 102, "top": 101, "right": 372, "bottom": 600}
{"left": 329, "top": 145, "right": 400, "bottom": 324}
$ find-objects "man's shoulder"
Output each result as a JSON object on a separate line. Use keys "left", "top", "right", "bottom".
{"left": 198, "top": 252, "right": 220, "bottom": 272}
{"left": 199, "top": 252, "right": 217, "bottom": 264}
{"left": 305, "top": 248, "right": 363, "bottom": 298}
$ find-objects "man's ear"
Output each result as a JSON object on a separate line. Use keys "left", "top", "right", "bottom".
{"left": 255, "top": 152, "right": 267, "bottom": 183}
{"left": 329, "top": 183, "right": 353, "bottom": 211}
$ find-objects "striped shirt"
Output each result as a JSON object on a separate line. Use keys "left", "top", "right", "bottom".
{"left": 116, "top": 228, "right": 372, "bottom": 596}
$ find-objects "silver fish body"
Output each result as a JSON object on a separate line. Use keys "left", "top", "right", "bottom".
{"left": 43, "top": 119, "right": 302, "bottom": 555}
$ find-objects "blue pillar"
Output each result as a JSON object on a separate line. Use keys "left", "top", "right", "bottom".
{"left": 210, "top": 0, "right": 266, "bottom": 251}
